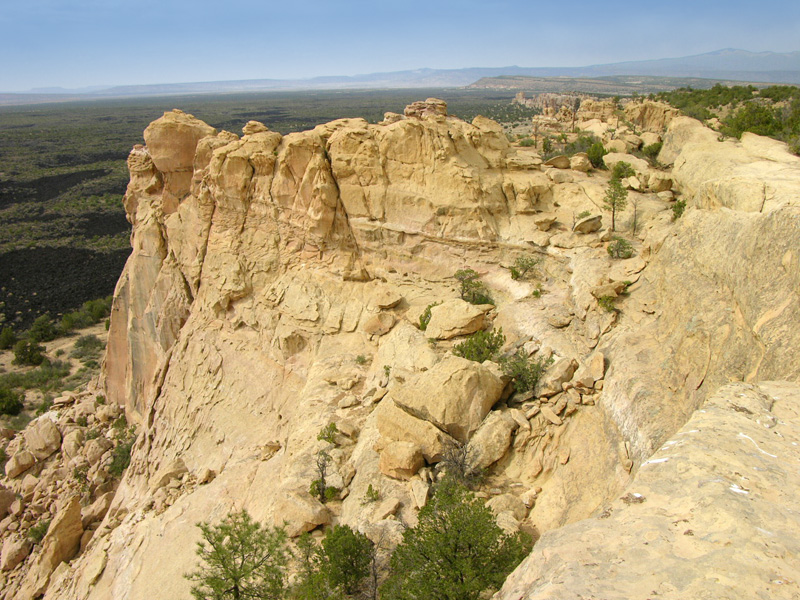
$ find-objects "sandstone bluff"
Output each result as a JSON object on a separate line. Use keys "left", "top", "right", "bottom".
{"left": 0, "top": 98, "right": 798, "bottom": 599}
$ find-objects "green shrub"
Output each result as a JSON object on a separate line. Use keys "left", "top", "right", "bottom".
{"left": 13, "top": 340, "right": 45, "bottom": 366}
{"left": 355, "top": 354, "right": 367, "bottom": 365}
{"left": 310, "top": 449, "right": 337, "bottom": 503}
{"left": 564, "top": 135, "right": 602, "bottom": 156}
{"left": 722, "top": 101, "right": 782, "bottom": 138}
{"left": 0, "top": 327, "right": 17, "bottom": 350}
{"left": 70, "top": 334, "right": 103, "bottom": 361}
{"left": 28, "top": 314, "right": 57, "bottom": 343}
{"left": 380, "top": 478, "right": 530, "bottom": 600}
{"left": 611, "top": 161, "right": 635, "bottom": 180}
{"left": 60, "top": 296, "right": 113, "bottom": 335}
{"left": 453, "top": 328, "right": 505, "bottom": 363}
{"left": 519, "top": 137, "right": 535, "bottom": 147}
{"left": 642, "top": 142, "right": 663, "bottom": 164}
{"left": 454, "top": 269, "right": 493, "bottom": 305}
{"left": 319, "top": 525, "right": 373, "bottom": 595}
{"left": 508, "top": 255, "right": 540, "bottom": 281}
{"left": 587, "top": 142, "right": 607, "bottom": 168}
{"left": 607, "top": 236, "right": 634, "bottom": 259}
{"left": 109, "top": 430, "right": 135, "bottom": 477}
{"left": 317, "top": 423, "right": 339, "bottom": 445}
{"left": 310, "top": 479, "right": 339, "bottom": 502}
{"left": 361, "top": 483, "right": 380, "bottom": 505}
{"left": 672, "top": 199, "right": 687, "bottom": 220}
{"left": 499, "top": 350, "right": 552, "bottom": 394}
{"left": 418, "top": 302, "right": 440, "bottom": 331}
{"left": 28, "top": 519, "right": 51, "bottom": 544}
{"left": 1, "top": 359, "right": 70, "bottom": 390}
{"left": 598, "top": 296, "right": 617, "bottom": 313}
{"left": 0, "top": 387, "right": 24, "bottom": 416}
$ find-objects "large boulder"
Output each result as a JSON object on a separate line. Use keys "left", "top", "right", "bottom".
{"left": 376, "top": 399, "right": 455, "bottom": 463}
{"left": 569, "top": 153, "right": 592, "bottom": 172}
{"left": 0, "top": 484, "right": 15, "bottom": 519}
{"left": 0, "top": 535, "right": 31, "bottom": 572}
{"left": 425, "top": 299, "right": 487, "bottom": 340}
{"left": 273, "top": 491, "right": 330, "bottom": 538}
{"left": 392, "top": 355, "right": 506, "bottom": 443}
{"left": 379, "top": 441, "right": 424, "bottom": 480}
{"left": 24, "top": 416, "right": 62, "bottom": 461}
{"left": 17, "top": 496, "right": 83, "bottom": 598}
{"left": 539, "top": 358, "right": 578, "bottom": 397}
{"left": 5, "top": 450, "right": 35, "bottom": 478}
{"left": 467, "top": 411, "right": 518, "bottom": 470}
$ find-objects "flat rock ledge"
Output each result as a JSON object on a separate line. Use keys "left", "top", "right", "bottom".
{"left": 494, "top": 381, "right": 800, "bottom": 600}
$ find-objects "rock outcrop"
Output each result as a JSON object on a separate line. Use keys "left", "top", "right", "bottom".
{"left": 2, "top": 99, "right": 796, "bottom": 600}
{"left": 495, "top": 382, "right": 800, "bottom": 600}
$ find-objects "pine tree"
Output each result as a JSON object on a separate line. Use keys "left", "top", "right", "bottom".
{"left": 185, "top": 510, "right": 290, "bottom": 600}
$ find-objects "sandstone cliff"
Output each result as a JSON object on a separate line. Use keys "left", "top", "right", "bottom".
{"left": 1, "top": 99, "right": 798, "bottom": 600}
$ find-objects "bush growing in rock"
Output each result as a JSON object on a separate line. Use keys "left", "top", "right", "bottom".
{"left": 380, "top": 478, "right": 530, "bottom": 600}
{"left": 607, "top": 237, "right": 634, "bottom": 259}
{"left": 603, "top": 174, "right": 628, "bottom": 232}
{"left": 672, "top": 199, "right": 687, "bottom": 221}
{"left": 310, "top": 449, "right": 338, "bottom": 503}
{"left": 109, "top": 428, "right": 135, "bottom": 477}
{"left": 642, "top": 142, "right": 663, "bottom": 164}
{"left": 454, "top": 269, "right": 493, "bottom": 305}
{"left": 598, "top": 296, "right": 617, "bottom": 313}
{"left": 186, "top": 510, "right": 290, "bottom": 600}
{"left": 587, "top": 142, "right": 607, "bottom": 168}
{"left": 28, "top": 519, "right": 51, "bottom": 544}
{"left": 508, "top": 255, "right": 540, "bottom": 281}
{"left": 452, "top": 328, "right": 505, "bottom": 363}
{"left": 418, "top": 302, "right": 440, "bottom": 331}
{"left": 439, "top": 442, "right": 483, "bottom": 488}
{"left": 611, "top": 161, "right": 635, "bottom": 180}
{"left": 500, "top": 350, "right": 552, "bottom": 394}
{"left": 317, "top": 423, "right": 339, "bottom": 445}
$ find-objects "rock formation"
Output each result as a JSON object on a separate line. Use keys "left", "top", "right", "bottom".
{"left": 1, "top": 96, "right": 798, "bottom": 600}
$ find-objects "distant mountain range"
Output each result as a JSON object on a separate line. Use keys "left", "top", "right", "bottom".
{"left": 3, "top": 49, "right": 799, "bottom": 103}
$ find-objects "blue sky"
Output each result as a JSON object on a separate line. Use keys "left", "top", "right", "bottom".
{"left": 1, "top": 0, "right": 799, "bottom": 91}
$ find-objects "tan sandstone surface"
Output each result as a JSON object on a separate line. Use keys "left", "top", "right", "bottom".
{"left": 0, "top": 98, "right": 798, "bottom": 599}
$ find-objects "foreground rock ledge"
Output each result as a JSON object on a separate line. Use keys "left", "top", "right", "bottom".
{"left": 494, "top": 381, "right": 800, "bottom": 600}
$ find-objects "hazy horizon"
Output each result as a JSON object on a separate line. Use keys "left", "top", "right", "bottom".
{"left": 2, "top": 0, "right": 800, "bottom": 92}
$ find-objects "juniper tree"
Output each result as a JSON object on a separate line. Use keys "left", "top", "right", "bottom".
{"left": 380, "top": 478, "right": 530, "bottom": 600}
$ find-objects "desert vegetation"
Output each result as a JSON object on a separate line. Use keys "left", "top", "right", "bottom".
{"left": 654, "top": 84, "right": 800, "bottom": 153}
{"left": 187, "top": 478, "right": 529, "bottom": 600}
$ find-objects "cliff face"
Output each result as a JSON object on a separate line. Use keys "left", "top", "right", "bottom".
{"left": 2, "top": 99, "right": 798, "bottom": 600}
